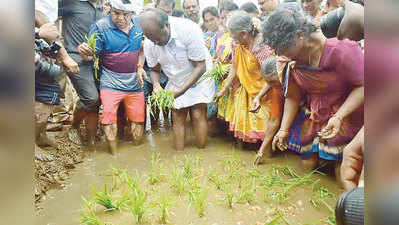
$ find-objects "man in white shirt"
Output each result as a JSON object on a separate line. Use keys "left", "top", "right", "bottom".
{"left": 140, "top": 8, "right": 215, "bottom": 151}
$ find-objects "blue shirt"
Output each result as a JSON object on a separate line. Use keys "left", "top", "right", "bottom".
{"left": 89, "top": 15, "right": 143, "bottom": 93}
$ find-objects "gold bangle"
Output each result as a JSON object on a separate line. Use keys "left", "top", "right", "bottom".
{"left": 279, "top": 129, "right": 289, "bottom": 133}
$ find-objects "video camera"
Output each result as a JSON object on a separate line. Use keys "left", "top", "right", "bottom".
{"left": 34, "top": 38, "right": 62, "bottom": 78}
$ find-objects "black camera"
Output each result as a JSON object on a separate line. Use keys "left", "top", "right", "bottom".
{"left": 34, "top": 38, "right": 62, "bottom": 79}
{"left": 320, "top": 7, "right": 345, "bottom": 38}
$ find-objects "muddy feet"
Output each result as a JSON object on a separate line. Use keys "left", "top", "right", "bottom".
{"left": 68, "top": 127, "right": 83, "bottom": 145}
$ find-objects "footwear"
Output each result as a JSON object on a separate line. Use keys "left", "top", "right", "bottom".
{"left": 68, "top": 127, "right": 83, "bottom": 145}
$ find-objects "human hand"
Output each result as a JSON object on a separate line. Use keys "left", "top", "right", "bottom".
{"left": 272, "top": 130, "right": 289, "bottom": 152}
{"left": 39, "top": 23, "right": 60, "bottom": 43}
{"left": 173, "top": 89, "right": 183, "bottom": 98}
{"left": 249, "top": 96, "right": 261, "bottom": 113}
{"left": 319, "top": 115, "right": 343, "bottom": 139}
{"left": 137, "top": 67, "right": 147, "bottom": 87}
{"left": 62, "top": 56, "right": 79, "bottom": 74}
{"left": 77, "top": 43, "right": 95, "bottom": 57}
{"left": 340, "top": 127, "right": 364, "bottom": 191}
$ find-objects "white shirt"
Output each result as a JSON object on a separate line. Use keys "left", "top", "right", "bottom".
{"left": 35, "top": 0, "right": 58, "bottom": 23}
{"left": 144, "top": 16, "right": 215, "bottom": 109}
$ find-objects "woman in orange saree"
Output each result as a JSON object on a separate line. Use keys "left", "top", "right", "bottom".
{"left": 216, "top": 11, "right": 283, "bottom": 144}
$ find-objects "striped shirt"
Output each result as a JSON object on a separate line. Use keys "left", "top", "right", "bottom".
{"left": 89, "top": 15, "right": 144, "bottom": 93}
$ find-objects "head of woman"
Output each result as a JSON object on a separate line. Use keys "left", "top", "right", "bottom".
{"left": 227, "top": 11, "right": 258, "bottom": 46}
{"left": 219, "top": 1, "right": 239, "bottom": 30}
{"left": 202, "top": 6, "right": 220, "bottom": 32}
{"left": 260, "top": 56, "right": 281, "bottom": 88}
{"left": 262, "top": 8, "right": 318, "bottom": 60}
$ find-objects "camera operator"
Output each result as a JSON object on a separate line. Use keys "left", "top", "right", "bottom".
{"left": 34, "top": 1, "right": 65, "bottom": 161}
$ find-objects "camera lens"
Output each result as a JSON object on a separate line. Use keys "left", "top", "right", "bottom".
{"left": 335, "top": 187, "right": 364, "bottom": 225}
{"left": 321, "top": 7, "right": 345, "bottom": 38}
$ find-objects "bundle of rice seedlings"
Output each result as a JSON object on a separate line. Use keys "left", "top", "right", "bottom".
{"left": 204, "top": 62, "right": 231, "bottom": 82}
{"left": 85, "top": 33, "right": 101, "bottom": 79}
{"left": 149, "top": 89, "right": 174, "bottom": 117}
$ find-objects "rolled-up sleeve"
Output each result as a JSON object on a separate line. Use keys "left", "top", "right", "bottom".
{"left": 186, "top": 24, "right": 207, "bottom": 62}
{"left": 143, "top": 39, "right": 158, "bottom": 68}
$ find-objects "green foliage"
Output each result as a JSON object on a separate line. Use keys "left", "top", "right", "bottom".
{"left": 157, "top": 194, "right": 174, "bottom": 224}
{"left": 171, "top": 167, "right": 186, "bottom": 195}
{"left": 85, "top": 33, "right": 101, "bottom": 79}
{"left": 204, "top": 63, "right": 231, "bottom": 82}
{"left": 148, "top": 152, "right": 164, "bottom": 185}
{"left": 92, "top": 185, "right": 118, "bottom": 211}
{"left": 130, "top": 187, "right": 148, "bottom": 223}
{"left": 150, "top": 89, "right": 175, "bottom": 117}
{"left": 188, "top": 185, "right": 209, "bottom": 217}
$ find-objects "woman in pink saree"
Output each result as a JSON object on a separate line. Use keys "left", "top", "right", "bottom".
{"left": 261, "top": 9, "right": 364, "bottom": 179}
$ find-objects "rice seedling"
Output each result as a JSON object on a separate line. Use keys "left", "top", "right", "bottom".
{"left": 80, "top": 210, "right": 104, "bottom": 225}
{"left": 188, "top": 186, "right": 209, "bottom": 217}
{"left": 224, "top": 184, "right": 235, "bottom": 208}
{"left": 208, "top": 168, "right": 226, "bottom": 191}
{"left": 182, "top": 155, "right": 193, "bottom": 179}
{"left": 237, "top": 177, "right": 257, "bottom": 204}
{"left": 148, "top": 152, "right": 164, "bottom": 185}
{"left": 171, "top": 167, "right": 186, "bottom": 195}
{"left": 130, "top": 187, "right": 148, "bottom": 223}
{"left": 222, "top": 151, "right": 246, "bottom": 174}
{"left": 150, "top": 89, "right": 174, "bottom": 117}
{"left": 124, "top": 170, "right": 141, "bottom": 191}
{"left": 204, "top": 62, "right": 230, "bottom": 82}
{"left": 309, "top": 186, "right": 335, "bottom": 208}
{"left": 84, "top": 33, "right": 101, "bottom": 79}
{"left": 92, "top": 185, "right": 118, "bottom": 211}
{"left": 157, "top": 194, "right": 174, "bottom": 224}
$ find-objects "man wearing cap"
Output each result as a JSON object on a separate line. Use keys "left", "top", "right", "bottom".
{"left": 140, "top": 8, "right": 215, "bottom": 151}
{"left": 78, "top": 0, "right": 147, "bottom": 154}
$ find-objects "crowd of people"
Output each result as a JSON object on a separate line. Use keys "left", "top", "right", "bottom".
{"left": 35, "top": 0, "right": 364, "bottom": 194}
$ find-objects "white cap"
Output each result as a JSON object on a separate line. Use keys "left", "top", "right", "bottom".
{"left": 110, "top": 0, "right": 136, "bottom": 12}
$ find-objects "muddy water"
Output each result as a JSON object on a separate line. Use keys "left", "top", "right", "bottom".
{"left": 36, "top": 132, "right": 341, "bottom": 225}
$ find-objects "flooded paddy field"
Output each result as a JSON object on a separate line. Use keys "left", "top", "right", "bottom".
{"left": 36, "top": 132, "right": 341, "bottom": 225}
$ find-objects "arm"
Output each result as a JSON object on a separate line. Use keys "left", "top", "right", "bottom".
{"left": 272, "top": 81, "right": 302, "bottom": 151}
{"left": 136, "top": 43, "right": 147, "bottom": 87}
{"left": 250, "top": 82, "right": 270, "bottom": 112}
{"left": 340, "top": 126, "right": 364, "bottom": 190}
{"left": 174, "top": 60, "right": 206, "bottom": 98}
{"left": 215, "top": 64, "right": 236, "bottom": 98}
{"left": 320, "top": 86, "right": 364, "bottom": 139}
{"left": 149, "top": 63, "right": 162, "bottom": 91}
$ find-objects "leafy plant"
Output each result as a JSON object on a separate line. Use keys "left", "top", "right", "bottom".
{"left": 182, "top": 155, "right": 193, "bottom": 179}
{"left": 204, "top": 62, "right": 231, "bottom": 82}
{"left": 158, "top": 194, "right": 174, "bottom": 224}
{"left": 208, "top": 168, "right": 226, "bottom": 191}
{"left": 80, "top": 210, "right": 103, "bottom": 225}
{"left": 188, "top": 186, "right": 209, "bottom": 217}
{"left": 171, "top": 167, "right": 186, "bottom": 195}
{"left": 224, "top": 184, "right": 235, "bottom": 208}
{"left": 237, "top": 178, "right": 257, "bottom": 204}
{"left": 85, "top": 33, "right": 101, "bottom": 79}
{"left": 150, "top": 89, "right": 174, "bottom": 117}
{"left": 130, "top": 187, "right": 148, "bottom": 223}
{"left": 92, "top": 185, "right": 118, "bottom": 211}
{"left": 148, "top": 152, "right": 164, "bottom": 185}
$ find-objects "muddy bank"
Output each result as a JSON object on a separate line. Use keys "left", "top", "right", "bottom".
{"left": 34, "top": 130, "right": 84, "bottom": 207}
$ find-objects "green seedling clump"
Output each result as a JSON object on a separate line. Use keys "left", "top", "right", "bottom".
{"left": 92, "top": 185, "right": 118, "bottom": 211}
{"left": 204, "top": 62, "right": 230, "bottom": 82}
{"left": 85, "top": 33, "right": 101, "bottom": 79}
{"left": 148, "top": 152, "right": 164, "bottom": 185}
{"left": 150, "top": 89, "right": 174, "bottom": 117}
{"left": 130, "top": 187, "right": 148, "bottom": 223}
{"left": 158, "top": 194, "right": 174, "bottom": 224}
{"left": 188, "top": 186, "right": 209, "bottom": 217}
{"left": 171, "top": 167, "right": 186, "bottom": 195}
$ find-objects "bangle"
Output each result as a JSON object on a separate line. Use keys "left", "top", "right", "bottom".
{"left": 137, "top": 64, "right": 143, "bottom": 69}
{"left": 279, "top": 129, "right": 289, "bottom": 133}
